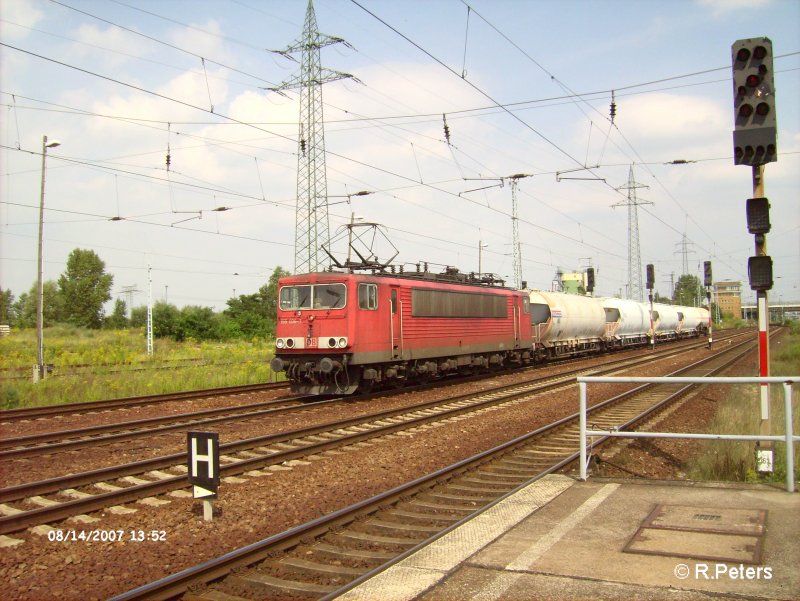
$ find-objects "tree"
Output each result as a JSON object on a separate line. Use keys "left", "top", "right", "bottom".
{"left": 152, "top": 301, "right": 180, "bottom": 338}
{"left": 176, "top": 305, "right": 218, "bottom": 341}
{"left": 0, "top": 288, "right": 15, "bottom": 325}
{"left": 224, "top": 266, "right": 290, "bottom": 338}
{"left": 105, "top": 298, "right": 129, "bottom": 329}
{"left": 58, "top": 249, "right": 113, "bottom": 328}
{"left": 673, "top": 274, "right": 703, "bottom": 307}
{"left": 12, "top": 281, "right": 64, "bottom": 328}
{"left": 130, "top": 306, "right": 148, "bottom": 328}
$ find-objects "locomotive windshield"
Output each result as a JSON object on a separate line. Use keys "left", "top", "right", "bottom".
{"left": 279, "top": 283, "right": 346, "bottom": 310}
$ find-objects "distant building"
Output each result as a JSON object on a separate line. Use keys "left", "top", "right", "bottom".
{"left": 714, "top": 280, "right": 741, "bottom": 319}
{"left": 560, "top": 271, "right": 586, "bottom": 294}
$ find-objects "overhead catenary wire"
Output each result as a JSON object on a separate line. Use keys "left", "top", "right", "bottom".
{"left": 5, "top": 5, "right": 794, "bottom": 290}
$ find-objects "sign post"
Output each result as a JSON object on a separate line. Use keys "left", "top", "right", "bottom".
{"left": 187, "top": 431, "right": 220, "bottom": 521}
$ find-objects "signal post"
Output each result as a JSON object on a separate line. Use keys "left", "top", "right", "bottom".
{"left": 732, "top": 37, "right": 777, "bottom": 473}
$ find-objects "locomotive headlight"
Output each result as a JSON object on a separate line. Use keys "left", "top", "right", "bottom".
{"left": 327, "top": 337, "right": 337, "bottom": 348}
{"left": 285, "top": 338, "right": 295, "bottom": 348}
{"left": 337, "top": 337, "right": 348, "bottom": 348}
{"left": 276, "top": 338, "right": 285, "bottom": 349}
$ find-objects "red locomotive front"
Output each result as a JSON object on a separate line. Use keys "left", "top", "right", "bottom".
{"left": 270, "top": 270, "right": 533, "bottom": 394}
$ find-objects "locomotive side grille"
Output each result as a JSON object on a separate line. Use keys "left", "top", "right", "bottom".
{"left": 411, "top": 289, "right": 507, "bottom": 318}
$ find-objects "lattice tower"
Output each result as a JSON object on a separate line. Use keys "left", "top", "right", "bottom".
{"left": 613, "top": 166, "right": 651, "bottom": 301}
{"left": 674, "top": 232, "right": 696, "bottom": 276}
{"left": 271, "top": 0, "right": 353, "bottom": 274}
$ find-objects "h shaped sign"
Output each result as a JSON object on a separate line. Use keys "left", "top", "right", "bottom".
{"left": 187, "top": 431, "right": 220, "bottom": 499}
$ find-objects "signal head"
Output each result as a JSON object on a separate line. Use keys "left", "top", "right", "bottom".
{"left": 731, "top": 37, "right": 777, "bottom": 166}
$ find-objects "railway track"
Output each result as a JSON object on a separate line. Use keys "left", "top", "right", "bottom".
{"left": 0, "top": 334, "right": 748, "bottom": 537}
{"left": 0, "top": 333, "right": 745, "bottom": 461}
{"left": 108, "top": 336, "right": 756, "bottom": 601}
{"left": 0, "top": 394, "right": 312, "bottom": 460}
{"left": 0, "top": 381, "right": 289, "bottom": 423}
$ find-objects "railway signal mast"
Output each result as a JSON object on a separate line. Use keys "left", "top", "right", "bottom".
{"left": 703, "top": 261, "right": 713, "bottom": 349}
{"left": 731, "top": 37, "right": 777, "bottom": 473}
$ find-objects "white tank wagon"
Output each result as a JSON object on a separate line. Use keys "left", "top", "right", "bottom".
{"left": 527, "top": 290, "right": 607, "bottom": 358}
{"left": 601, "top": 297, "right": 650, "bottom": 347}
{"left": 651, "top": 303, "right": 681, "bottom": 340}
{"left": 675, "top": 306, "right": 710, "bottom": 336}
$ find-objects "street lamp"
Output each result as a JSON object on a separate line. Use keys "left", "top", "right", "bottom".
{"left": 35, "top": 135, "right": 61, "bottom": 383}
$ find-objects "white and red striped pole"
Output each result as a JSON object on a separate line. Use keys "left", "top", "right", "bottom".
{"left": 753, "top": 165, "right": 772, "bottom": 473}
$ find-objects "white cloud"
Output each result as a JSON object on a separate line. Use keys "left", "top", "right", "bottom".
{"left": 0, "top": 0, "right": 44, "bottom": 40}
{"left": 697, "top": 0, "right": 773, "bottom": 17}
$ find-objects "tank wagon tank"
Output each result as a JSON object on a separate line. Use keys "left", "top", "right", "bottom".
{"left": 651, "top": 303, "right": 681, "bottom": 340}
{"left": 271, "top": 270, "right": 533, "bottom": 394}
{"left": 678, "top": 306, "right": 711, "bottom": 336}
{"left": 527, "top": 290, "right": 607, "bottom": 359}
{"left": 601, "top": 297, "right": 651, "bottom": 347}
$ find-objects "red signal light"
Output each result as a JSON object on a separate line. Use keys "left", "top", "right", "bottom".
{"left": 731, "top": 37, "right": 777, "bottom": 167}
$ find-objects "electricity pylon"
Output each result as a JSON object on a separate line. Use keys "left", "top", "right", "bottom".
{"left": 613, "top": 165, "right": 651, "bottom": 301}
{"left": 271, "top": 0, "right": 354, "bottom": 274}
{"left": 674, "top": 232, "right": 696, "bottom": 276}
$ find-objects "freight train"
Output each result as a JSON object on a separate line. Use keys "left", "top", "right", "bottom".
{"left": 270, "top": 268, "right": 709, "bottom": 394}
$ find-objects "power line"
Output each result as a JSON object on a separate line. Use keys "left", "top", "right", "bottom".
{"left": 350, "top": 0, "right": 613, "bottom": 188}
{"left": 48, "top": 0, "right": 278, "bottom": 87}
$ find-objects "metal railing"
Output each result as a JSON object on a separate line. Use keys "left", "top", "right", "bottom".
{"left": 578, "top": 376, "right": 799, "bottom": 492}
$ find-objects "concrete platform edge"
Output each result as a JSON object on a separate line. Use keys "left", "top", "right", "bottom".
{"left": 333, "top": 474, "right": 576, "bottom": 601}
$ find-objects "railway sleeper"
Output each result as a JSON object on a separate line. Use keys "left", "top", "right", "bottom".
{"left": 364, "top": 518, "right": 441, "bottom": 538}
{"left": 387, "top": 508, "right": 461, "bottom": 526}
{"left": 227, "top": 571, "right": 336, "bottom": 596}
{"left": 276, "top": 556, "right": 366, "bottom": 578}
{"left": 333, "top": 529, "right": 418, "bottom": 549}
{"left": 311, "top": 542, "right": 395, "bottom": 564}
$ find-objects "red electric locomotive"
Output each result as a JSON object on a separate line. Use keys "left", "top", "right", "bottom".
{"left": 270, "top": 269, "right": 533, "bottom": 394}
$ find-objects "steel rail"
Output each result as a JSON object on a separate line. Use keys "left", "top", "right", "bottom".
{"left": 0, "top": 335, "right": 739, "bottom": 533}
{"left": 108, "top": 338, "right": 757, "bottom": 601}
{"left": 0, "top": 381, "right": 288, "bottom": 422}
{"left": 1, "top": 332, "right": 746, "bottom": 461}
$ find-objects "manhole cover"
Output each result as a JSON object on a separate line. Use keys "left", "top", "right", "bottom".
{"left": 624, "top": 504, "right": 767, "bottom": 564}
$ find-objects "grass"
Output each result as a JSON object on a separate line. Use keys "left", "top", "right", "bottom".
{"left": 688, "top": 323, "right": 800, "bottom": 485}
{"left": 0, "top": 326, "right": 277, "bottom": 409}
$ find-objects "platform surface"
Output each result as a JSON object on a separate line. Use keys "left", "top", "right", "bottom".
{"left": 335, "top": 475, "right": 799, "bottom": 601}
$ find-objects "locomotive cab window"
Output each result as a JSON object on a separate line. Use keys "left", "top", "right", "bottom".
{"left": 280, "top": 285, "right": 311, "bottom": 310}
{"left": 279, "top": 283, "right": 346, "bottom": 311}
{"left": 358, "top": 283, "right": 378, "bottom": 310}
{"left": 314, "top": 284, "right": 346, "bottom": 309}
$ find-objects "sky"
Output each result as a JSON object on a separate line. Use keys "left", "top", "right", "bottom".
{"left": 1, "top": 0, "right": 798, "bottom": 314}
